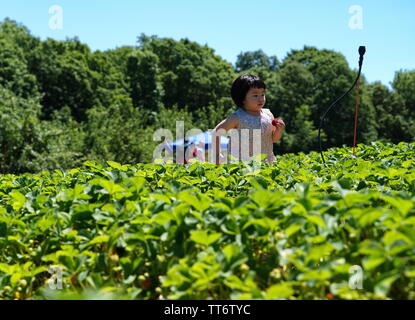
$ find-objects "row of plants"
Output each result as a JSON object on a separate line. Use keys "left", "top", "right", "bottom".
{"left": 0, "top": 141, "right": 414, "bottom": 299}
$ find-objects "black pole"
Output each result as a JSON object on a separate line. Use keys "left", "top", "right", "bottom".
{"left": 318, "top": 46, "right": 366, "bottom": 166}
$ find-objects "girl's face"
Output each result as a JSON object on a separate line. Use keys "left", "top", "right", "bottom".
{"left": 243, "top": 87, "right": 266, "bottom": 112}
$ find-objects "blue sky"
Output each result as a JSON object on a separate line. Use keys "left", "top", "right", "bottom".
{"left": 1, "top": 0, "right": 414, "bottom": 88}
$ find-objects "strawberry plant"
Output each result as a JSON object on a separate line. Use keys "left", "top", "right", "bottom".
{"left": 0, "top": 141, "right": 414, "bottom": 299}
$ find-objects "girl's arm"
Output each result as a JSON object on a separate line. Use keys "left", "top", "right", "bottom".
{"left": 213, "top": 115, "right": 239, "bottom": 165}
{"left": 266, "top": 109, "right": 285, "bottom": 143}
{"left": 272, "top": 119, "right": 285, "bottom": 143}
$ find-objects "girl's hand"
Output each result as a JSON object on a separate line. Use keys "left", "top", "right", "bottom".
{"left": 272, "top": 119, "right": 285, "bottom": 130}
{"left": 271, "top": 119, "right": 285, "bottom": 143}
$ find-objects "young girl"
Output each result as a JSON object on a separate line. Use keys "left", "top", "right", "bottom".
{"left": 213, "top": 74, "right": 285, "bottom": 164}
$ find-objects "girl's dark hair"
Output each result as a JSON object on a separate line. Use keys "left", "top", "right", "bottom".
{"left": 231, "top": 74, "right": 266, "bottom": 109}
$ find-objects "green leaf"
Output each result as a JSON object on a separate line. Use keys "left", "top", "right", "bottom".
{"left": 363, "top": 257, "right": 385, "bottom": 271}
{"left": 285, "top": 224, "right": 301, "bottom": 237}
{"left": 224, "top": 274, "right": 258, "bottom": 292}
{"left": 404, "top": 268, "right": 415, "bottom": 278}
{"left": 83, "top": 161, "right": 103, "bottom": 170}
{"left": 374, "top": 275, "right": 399, "bottom": 298}
{"left": 101, "top": 203, "right": 116, "bottom": 214}
{"left": 380, "top": 195, "right": 413, "bottom": 216}
{"left": 358, "top": 240, "right": 385, "bottom": 256}
{"left": 190, "top": 230, "right": 221, "bottom": 246}
{"left": 99, "top": 179, "right": 125, "bottom": 195}
{"left": 106, "top": 161, "right": 128, "bottom": 171}
{"left": 87, "top": 235, "right": 109, "bottom": 246}
{"left": 233, "top": 197, "right": 250, "bottom": 209}
{"left": 398, "top": 226, "right": 415, "bottom": 244}
{"left": 10, "top": 273, "right": 22, "bottom": 286}
{"left": 35, "top": 215, "right": 55, "bottom": 232}
{"left": 243, "top": 217, "right": 278, "bottom": 231}
{"left": 248, "top": 177, "right": 269, "bottom": 190}
{"left": 151, "top": 193, "right": 172, "bottom": 204}
{"left": 305, "top": 214, "right": 327, "bottom": 229}
{"left": 223, "top": 244, "right": 240, "bottom": 263}
{"left": 0, "top": 263, "right": 13, "bottom": 274}
{"left": 306, "top": 243, "right": 335, "bottom": 263}
{"left": 30, "top": 266, "right": 49, "bottom": 277}
{"left": 152, "top": 211, "right": 174, "bottom": 225}
{"left": 358, "top": 208, "right": 384, "bottom": 227}
{"left": 178, "top": 191, "right": 211, "bottom": 212}
{"left": 265, "top": 283, "right": 293, "bottom": 299}
{"left": 341, "top": 192, "right": 371, "bottom": 207}
{"left": 10, "top": 191, "right": 26, "bottom": 211}
{"left": 383, "top": 230, "right": 411, "bottom": 246}
{"left": 298, "top": 270, "right": 332, "bottom": 281}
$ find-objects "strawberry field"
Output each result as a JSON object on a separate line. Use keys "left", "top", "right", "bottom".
{"left": 0, "top": 141, "right": 414, "bottom": 300}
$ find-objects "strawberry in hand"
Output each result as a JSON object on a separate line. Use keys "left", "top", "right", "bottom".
{"left": 271, "top": 118, "right": 285, "bottom": 143}
{"left": 272, "top": 118, "right": 285, "bottom": 128}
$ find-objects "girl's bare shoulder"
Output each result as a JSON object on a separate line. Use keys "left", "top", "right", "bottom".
{"left": 215, "top": 110, "right": 240, "bottom": 131}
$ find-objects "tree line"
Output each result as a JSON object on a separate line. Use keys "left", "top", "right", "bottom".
{"left": 1, "top": 18, "right": 414, "bottom": 174}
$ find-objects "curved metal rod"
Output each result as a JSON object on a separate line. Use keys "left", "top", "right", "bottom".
{"left": 318, "top": 46, "right": 365, "bottom": 166}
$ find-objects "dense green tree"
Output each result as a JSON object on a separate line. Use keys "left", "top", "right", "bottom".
{"left": 393, "top": 70, "right": 415, "bottom": 119}
{"left": 0, "top": 18, "right": 40, "bottom": 60}
{"left": 281, "top": 46, "right": 378, "bottom": 148}
{"left": 32, "top": 106, "right": 86, "bottom": 172}
{"left": 274, "top": 61, "right": 314, "bottom": 124}
{"left": 0, "top": 37, "right": 39, "bottom": 99}
{"left": 87, "top": 50, "right": 130, "bottom": 108}
{"left": 0, "top": 87, "right": 43, "bottom": 173}
{"left": 352, "top": 77, "right": 378, "bottom": 145}
{"left": 277, "top": 104, "right": 321, "bottom": 154}
{"left": 137, "top": 34, "right": 236, "bottom": 113}
{"left": 83, "top": 95, "right": 154, "bottom": 164}
{"left": 192, "top": 97, "right": 235, "bottom": 132}
{"left": 126, "top": 49, "right": 162, "bottom": 110}
{"left": 28, "top": 38, "right": 97, "bottom": 122}
{"left": 366, "top": 81, "right": 414, "bottom": 143}
{"left": 235, "top": 49, "right": 279, "bottom": 72}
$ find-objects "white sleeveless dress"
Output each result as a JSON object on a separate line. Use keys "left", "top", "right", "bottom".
{"left": 225, "top": 108, "right": 276, "bottom": 163}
